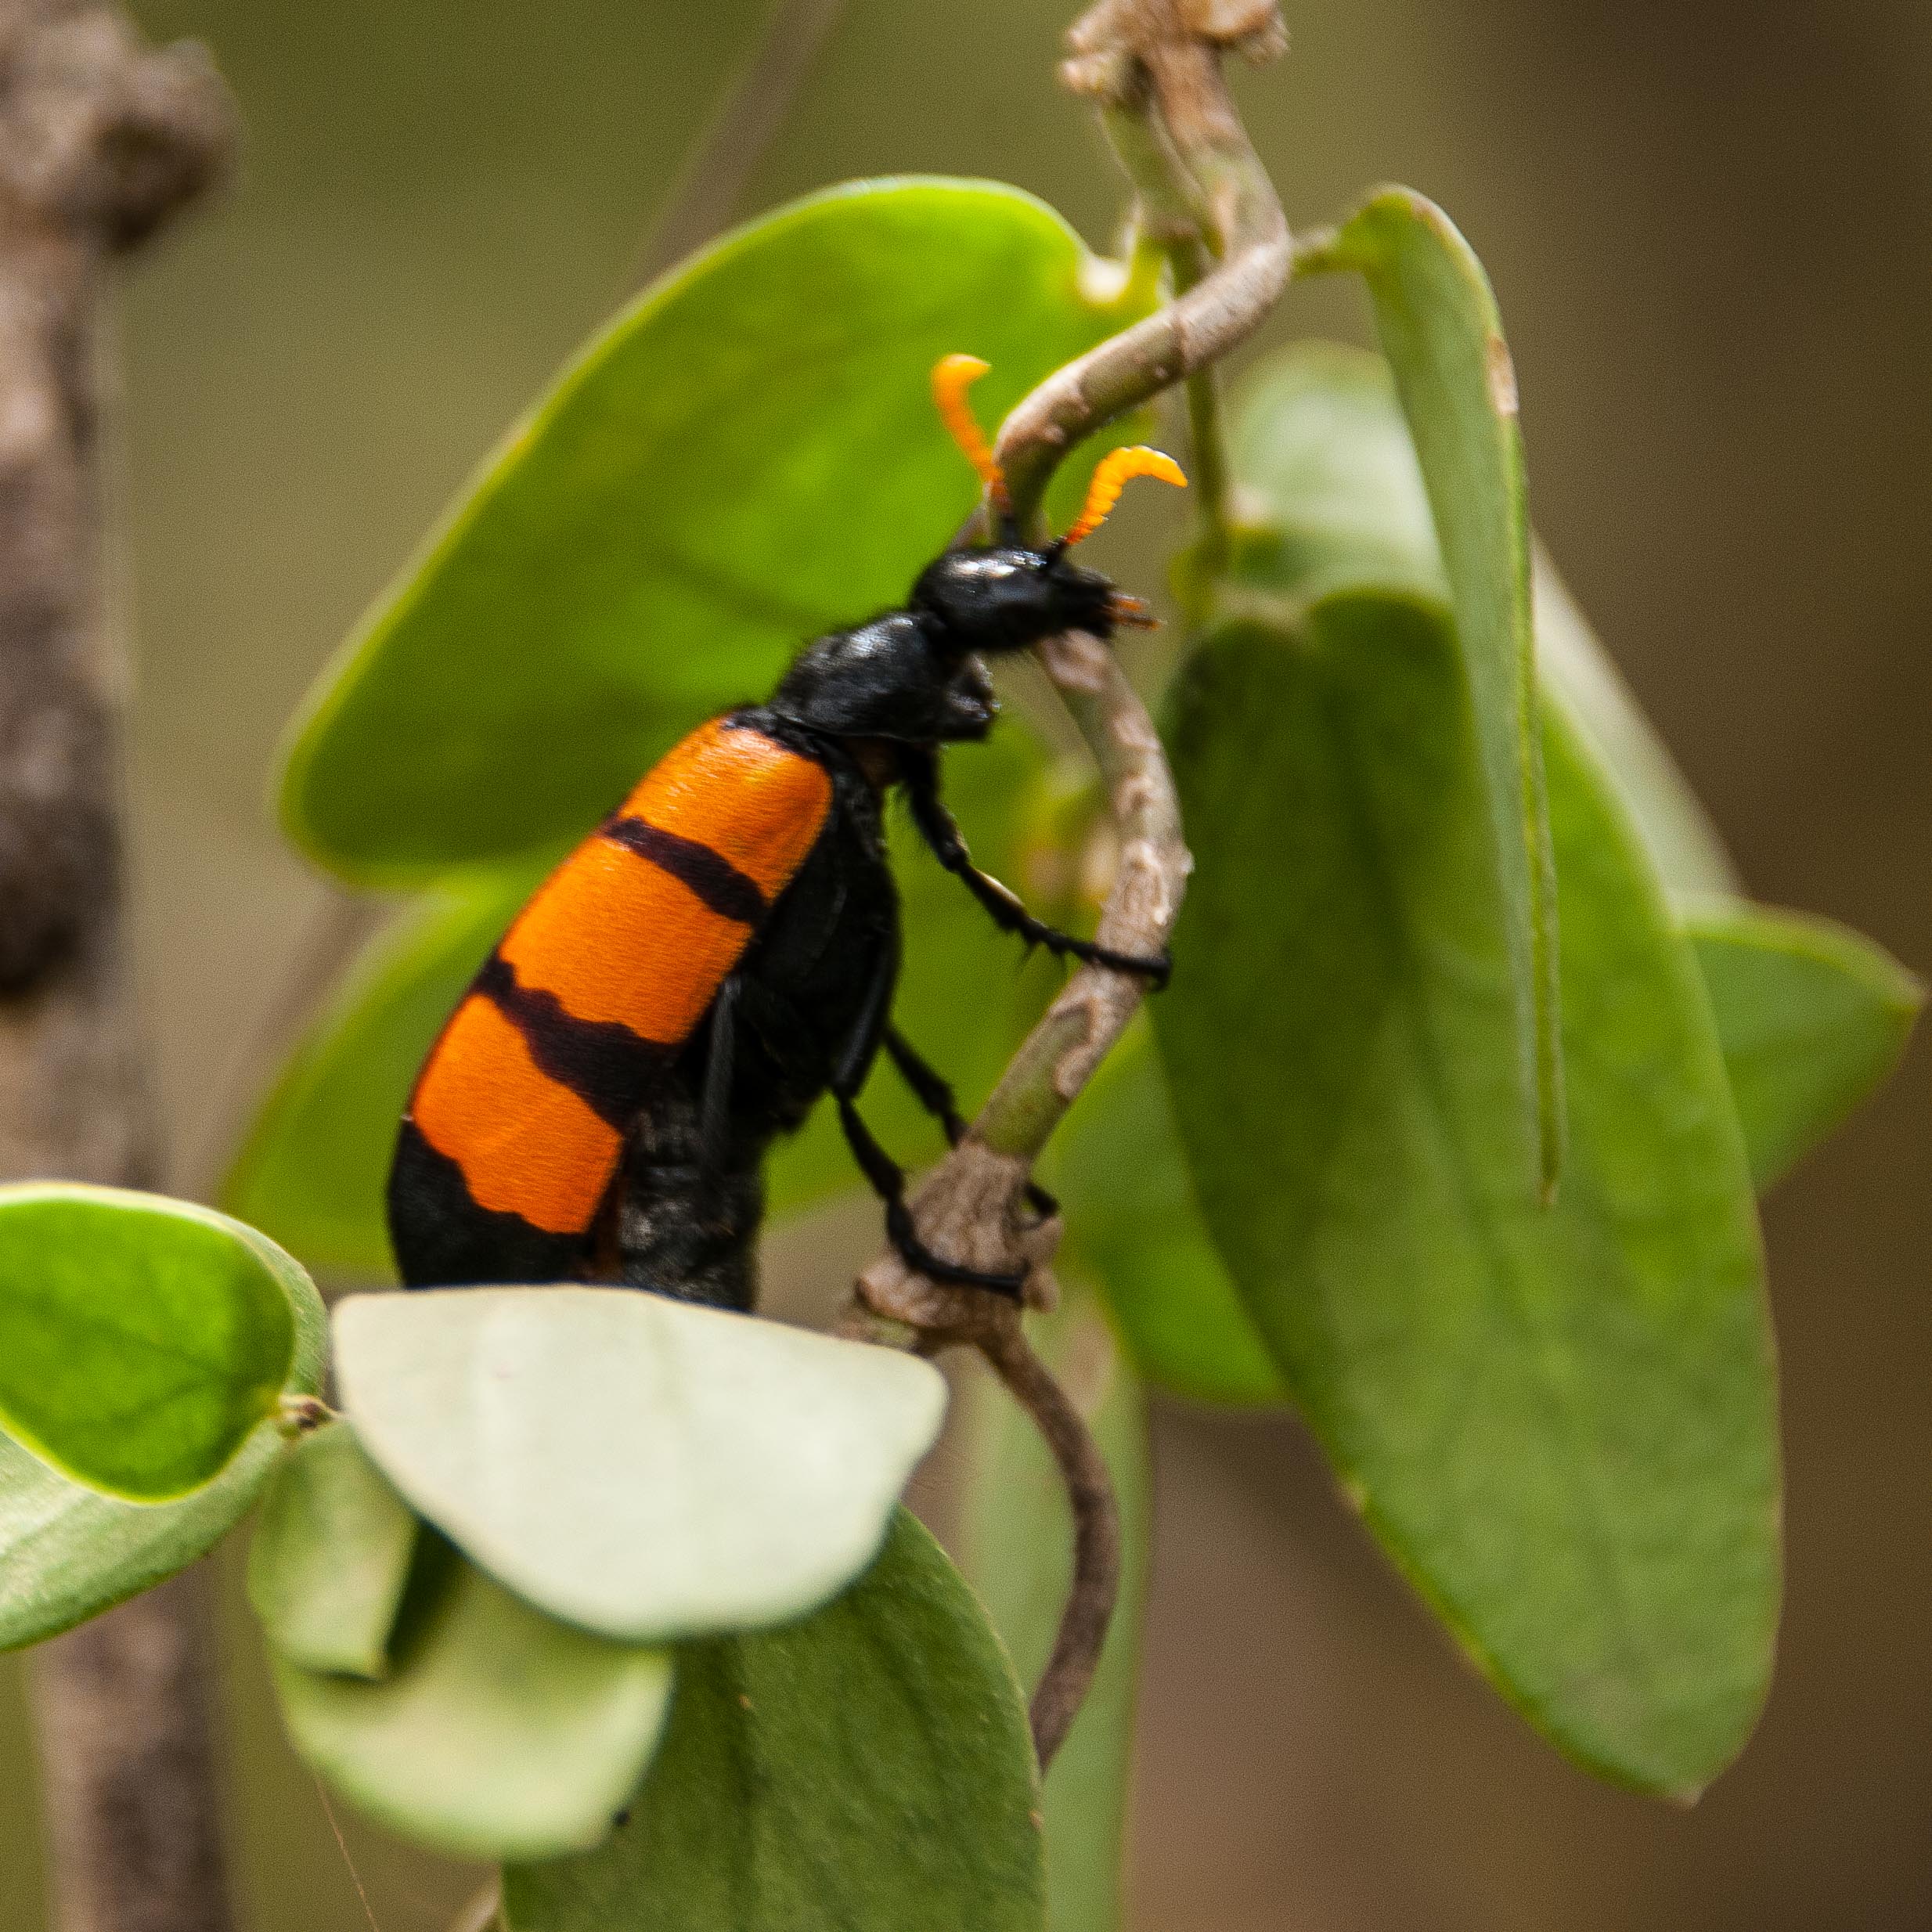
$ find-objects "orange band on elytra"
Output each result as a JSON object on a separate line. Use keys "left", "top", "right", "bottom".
{"left": 1062, "top": 445, "right": 1188, "bottom": 546}
{"left": 931, "top": 354, "right": 1010, "bottom": 513}
{"left": 413, "top": 996, "right": 622, "bottom": 1234}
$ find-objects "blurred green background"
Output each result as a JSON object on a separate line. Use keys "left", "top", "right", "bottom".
{"left": 3, "top": 0, "right": 1928, "bottom": 1926}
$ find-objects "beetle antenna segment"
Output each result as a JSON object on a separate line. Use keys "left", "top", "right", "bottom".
{"left": 1062, "top": 445, "right": 1188, "bottom": 546}
{"left": 932, "top": 353, "right": 1011, "bottom": 517}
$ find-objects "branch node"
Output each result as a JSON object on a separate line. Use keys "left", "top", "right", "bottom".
{"left": 0, "top": 20, "right": 235, "bottom": 249}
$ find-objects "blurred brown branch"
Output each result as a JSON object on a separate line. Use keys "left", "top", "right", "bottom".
{"left": 0, "top": 4, "right": 238, "bottom": 1929}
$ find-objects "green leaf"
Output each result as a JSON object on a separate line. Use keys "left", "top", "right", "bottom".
{"left": 1222, "top": 337, "right": 1448, "bottom": 606}
{"left": 223, "top": 871, "right": 543, "bottom": 1279}
{"left": 1, "top": 1230, "right": 322, "bottom": 1647}
{"left": 1, "top": 1425, "right": 284, "bottom": 1651}
{"left": 1056, "top": 1021, "right": 1281, "bottom": 1408}
{"left": 502, "top": 1510, "right": 1044, "bottom": 1932}
{"left": 1682, "top": 897, "right": 1922, "bottom": 1189}
{"left": 333, "top": 1287, "right": 946, "bottom": 1642}
{"left": 272, "top": 1539, "right": 673, "bottom": 1862}
{"left": 281, "top": 178, "right": 1156, "bottom": 884}
{"left": 1157, "top": 596, "right": 1779, "bottom": 1794}
{"left": 961, "top": 1296, "right": 1150, "bottom": 1932}
{"left": 0, "top": 1185, "right": 323, "bottom": 1502}
{"left": 248, "top": 1420, "right": 420, "bottom": 1678}
{"left": 1302, "top": 190, "right": 1562, "bottom": 1193}
{"left": 1220, "top": 340, "right": 1736, "bottom": 899}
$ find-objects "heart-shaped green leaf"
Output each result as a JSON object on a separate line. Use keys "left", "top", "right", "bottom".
{"left": 1, "top": 1424, "right": 284, "bottom": 1651}
{"left": 961, "top": 1296, "right": 1150, "bottom": 1932}
{"left": 1681, "top": 898, "right": 1921, "bottom": 1189}
{"left": 272, "top": 1539, "right": 673, "bottom": 1862}
{"left": 1157, "top": 597, "right": 1778, "bottom": 1795}
{"left": 248, "top": 1419, "right": 420, "bottom": 1678}
{"left": 333, "top": 1287, "right": 946, "bottom": 1642}
{"left": 280, "top": 177, "right": 1155, "bottom": 883}
{"left": 502, "top": 1509, "right": 1044, "bottom": 1932}
{"left": 1056, "top": 1022, "right": 1281, "bottom": 1408}
{"left": 1104, "top": 344, "right": 1893, "bottom": 1421}
{"left": 0, "top": 1185, "right": 324, "bottom": 1502}
{"left": 1301, "top": 191, "right": 1563, "bottom": 1193}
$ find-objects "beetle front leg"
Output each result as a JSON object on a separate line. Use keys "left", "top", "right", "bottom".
{"left": 899, "top": 745, "right": 1171, "bottom": 986}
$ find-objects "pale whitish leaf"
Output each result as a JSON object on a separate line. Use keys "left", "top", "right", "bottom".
{"left": 333, "top": 1287, "right": 946, "bottom": 1642}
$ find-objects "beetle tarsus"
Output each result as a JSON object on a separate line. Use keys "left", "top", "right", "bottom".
{"left": 886, "top": 1198, "right": 1027, "bottom": 1299}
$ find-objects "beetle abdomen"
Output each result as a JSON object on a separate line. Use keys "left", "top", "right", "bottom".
{"left": 387, "top": 715, "right": 833, "bottom": 1285}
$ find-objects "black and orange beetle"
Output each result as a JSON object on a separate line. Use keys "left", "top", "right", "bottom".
{"left": 387, "top": 355, "right": 1184, "bottom": 1306}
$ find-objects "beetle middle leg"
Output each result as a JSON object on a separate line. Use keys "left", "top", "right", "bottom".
{"left": 824, "top": 935, "right": 1029, "bottom": 1297}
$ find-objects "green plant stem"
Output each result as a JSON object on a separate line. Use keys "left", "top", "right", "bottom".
{"left": 974, "top": 630, "right": 1183, "bottom": 1161}
{"left": 977, "top": 0, "right": 1291, "bottom": 1168}
{"left": 1169, "top": 244, "right": 1235, "bottom": 572}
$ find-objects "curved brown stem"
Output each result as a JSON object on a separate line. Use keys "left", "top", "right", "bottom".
{"left": 835, "top": 1260, "right": 1116, "bottom": 1772}
{"left": 842, "top": 0, "right": 1289, "bottom": 1772}
{"left": 993, "top": 0, "right": 1290, "bottom": 538}
{"left": 978, "top": 1315, "right": 1122, "bottom": 1768}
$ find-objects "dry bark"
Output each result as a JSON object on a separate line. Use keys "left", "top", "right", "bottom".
{"left": 0, "top": 5, "right": 237, "bottom": 1929}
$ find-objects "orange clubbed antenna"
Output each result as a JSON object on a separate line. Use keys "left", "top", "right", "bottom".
{"left": 932, "top": 353, "right": 1010, "bottom": 515}
{"left": 1062, "top": 445, "right": 1188, "bottom": 546}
